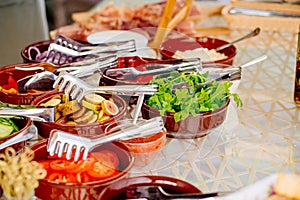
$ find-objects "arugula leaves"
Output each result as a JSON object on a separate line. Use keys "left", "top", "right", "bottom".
{"left": 146, "top": 71, "right": 242, "bottom": 122}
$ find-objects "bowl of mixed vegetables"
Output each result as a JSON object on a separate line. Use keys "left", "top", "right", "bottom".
{"left": 31, "top": 90, "right": 127, "bottom": 138}
{"left": 32, "top": 139, "right": 134, "bottom": 200}
{"left": 0, "top": 116, "right": 32, "bottom": 152}
{"left": 141, "top": 71, "right": 242, "bottom": 138}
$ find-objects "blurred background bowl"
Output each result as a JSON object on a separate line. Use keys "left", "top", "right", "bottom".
{"left": 0, "top": 63, "right": 53, "bottom": 105}
{"left": 141, "top": 98, "right": 230, "bottom": 139}
{"left": 0, "top": 116, "right": 32, "bottom": 153}
{"left": 97, "top": 175, "right": 201, "bottom": 200}
{"left": 21, "top": 40, "right": 52, "bottom": 63}
{"left": 105, "top": 119, "right": 166, "bottom": 167}
{"left": 31, "top": 90, "right": 127, "bottom": 138}
{"left": 160, "top": 36, "right": 237, "bottom": 66}
{"left": 32, "top": 139, "right": 134, "bottom": 200}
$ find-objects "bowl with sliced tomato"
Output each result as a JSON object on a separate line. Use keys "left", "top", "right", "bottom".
{"left": 31, "top": 90, "right": 127, "bottom": 138}
{"left": 0, "top": 115, "right": 32, "bottom": 153}
{"left": 105, "top": 119, "right": 166, "bottom": 167}
{"left": 0, "top": 63, "right": 55, "bottom": 105}
{"left": 32, "top": 139, "right": 134, "bottom": 200}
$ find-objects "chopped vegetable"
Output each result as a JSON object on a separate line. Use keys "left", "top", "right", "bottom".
{"left": 146, "top": 71, "right": 243, "bottom": 122}
{"left": 0, "top": 117, "right": 21, "bottom": 138}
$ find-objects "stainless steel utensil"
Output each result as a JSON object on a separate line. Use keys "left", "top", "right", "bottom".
{"left": 172, "top": 55, "right": 267, "bottom": 90}
{"left": 126, "top": 185, "right": 229, "bottom": 199}
{"left": 215, "top": 27, "right": 261, "bottom": 52}
{"left": 229, "top": 6, "right": 300, "bottom": 18}
{"left": 0, "top": 124, "right": 37, "bottom": 150}
{"left": 15, "top": 55, "right": 118, "bottom": 74}
{"left": 46, "top": 35, "right": 136, "bottom": 64}
{"left": 105, "top": 58, "right": 201, "bottom": 80}
{"left": 0, "top": 106, "right": 55, "bottom": 122}
{"left": 53, "top": 71, "right": 158, "bottom": 101}
{"left": 17, "top": 55, "right": 118, "bottom": 93}
{"left": 47, "top": 117, "right": 165, "bottom": 161}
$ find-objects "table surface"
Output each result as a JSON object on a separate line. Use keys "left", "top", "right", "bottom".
{"left": 90, "top": 0, "right": 300, "bottom": 194}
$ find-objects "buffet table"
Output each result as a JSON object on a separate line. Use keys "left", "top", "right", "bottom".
{"left": 88, "top": 0, "right": 300, "bottom": 194}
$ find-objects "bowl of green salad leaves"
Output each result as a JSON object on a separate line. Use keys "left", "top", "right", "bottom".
{"left": 141, "top": 71, "right": 242, "bottom": 139}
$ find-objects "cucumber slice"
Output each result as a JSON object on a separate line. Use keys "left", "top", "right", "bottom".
{"left": 0, "top": 124, "right": 14, "bottom": 138}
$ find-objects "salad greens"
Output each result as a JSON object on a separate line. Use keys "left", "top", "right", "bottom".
{"left": 146, "top": 71, "right": 242, "bottom": 122}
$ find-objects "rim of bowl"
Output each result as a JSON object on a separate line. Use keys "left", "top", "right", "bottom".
{"left": 98, "top": 175, "right": 201, "bottom": 199}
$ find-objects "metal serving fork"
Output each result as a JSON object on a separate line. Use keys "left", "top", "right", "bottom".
{"left": 46, "top": 35, "right": 136, "bottom": 64}
{"left": 53, "top": 71, "right": 158, "bottom": 101}
{"left": 47, "top": 117, "right": 165, "bottom": 161}
{"left": 105, "top": 58, "right": 201, "bottom": 80}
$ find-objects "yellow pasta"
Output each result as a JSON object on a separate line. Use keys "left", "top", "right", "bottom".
{"left": 0, "top": 147, "right": 46, "bottom": 200}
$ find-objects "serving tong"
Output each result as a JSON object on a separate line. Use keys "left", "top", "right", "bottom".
{"left": 47, "top": 117, "right": 165, "bottom": 161}
{"left": 0, "top": 102, "right": 55, "bottom": 122}
{"left": 0, "top": 124, "right": 37, "bottom": 151}
{"left": 16, "top": 55, "right": 118, "bottom": 93}
{"left": 53, "top": 71, "right": 158, "bottom": 101}
{"left": 46, "top": 35, "right": 136, "bottom": 64}
{"left": 105, "top": 58, "right": 201, "bottom": 80}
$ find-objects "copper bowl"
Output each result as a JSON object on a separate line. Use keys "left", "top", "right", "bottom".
{"left": 141, "top": 98, "right": 230, "bottom": 139}
{"left": 31, "top": 90, "right": 127, "bottom": 138}
{"left": 98, "top": 175, "right": 201, "bottom": 200}
{"left": 0, "top": 63, "right": 51, "bottom": 105}
{"left": 160, "top": 37, "right": 237, "bottom": 66}
{"left": 0, "top": 116, "right": 32, "bottom": 153}
{"left": 32, "top": 139, "right": 134, "bottom": 200}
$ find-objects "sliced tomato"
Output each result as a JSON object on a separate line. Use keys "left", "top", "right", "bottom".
{"left": 49, "top": 159, "right": 77, "bottom": 171}
{"left": 68, "top": 157, "right": 96, "bottom": 173}
{"left": 91, "top": 150, "right": 119, "bottom": 168}
{"left": 47, "top": 172, "right": 78, "bottom": 183}
{"left": 87, "top": 161, "right": 118, "bottom": 179}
